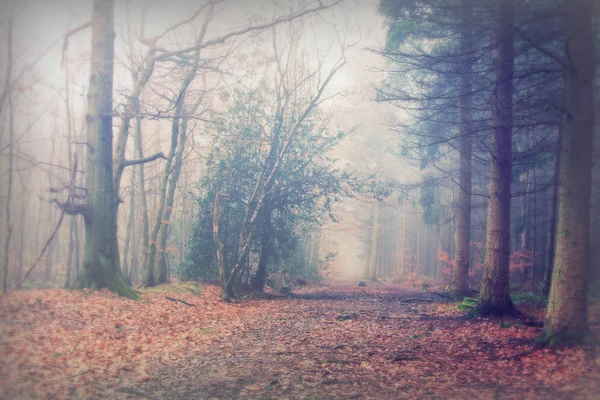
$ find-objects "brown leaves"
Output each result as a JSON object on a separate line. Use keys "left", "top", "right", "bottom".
{"left": 1, "top": 282, "right": 599, "bottom": 399}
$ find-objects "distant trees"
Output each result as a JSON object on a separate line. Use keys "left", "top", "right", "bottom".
{"left": 377, "top": 0, "right": 597, "bottom": 340}
{"left": 30, "top": 0, "right": 344, "bottom": 295}
{"left": 183, "top": 61, "right": 369, "bottom": 297}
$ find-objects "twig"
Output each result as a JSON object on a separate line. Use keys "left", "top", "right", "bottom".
{"left": 70, "top": 338, "right": 82, "bottom": 355}
{"left": 61, "top": 22, "right": 91, "bottom": 66}
{"left": 12, "top": 211, "right": 65, "bottom": 291}
{"left": 165, "top": 296, "right": 196, "bottom": 307}
{"left": 115, "top": 388, "right": 158, "bottom": 400}
{"left": 399, "top": 298, "right": 436, "bottom": 303}
{"left": 67, "top": 369, "right": 90, "bottom": 378}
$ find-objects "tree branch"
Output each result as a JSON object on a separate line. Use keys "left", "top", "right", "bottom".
{"left": 152, "top": 0, "right": 342, "bottom": 61}
{"left": 123, "top": 152, "right": 167, "bottom": 167}
{"left": 11, "top": 211, "right": 65, "bottom": 291}
{"left": 61, "top": 21, "right": 91, "bottom": 67}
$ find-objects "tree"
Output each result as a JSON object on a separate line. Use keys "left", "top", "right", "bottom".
{"left": 64, "top": 0, "right": 135, "bottom": 297}
{"left": 541, "top": 0, "right": 596, "bottom": 345}
{"left": 1, "top": 8, "right": 14, "bottom": 294}
{"left": 450, "top": 0, "right": 474, "bottom": 299}
{"left": 368, "top": 202, "right": 381, "bottom": 281}
{"left": 475, "top": 0, "right": 517, "bottom": 317}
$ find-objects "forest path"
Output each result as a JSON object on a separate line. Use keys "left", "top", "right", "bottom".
{"left": 1, "top": 282, "right": 599, "bottom": 399}
{"left": 127, "top": 282, "right": 597, "bottom": 400}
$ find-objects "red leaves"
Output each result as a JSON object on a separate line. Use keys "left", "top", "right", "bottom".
{"left": 0, "top": 283, "right": 599, "bottom": 399}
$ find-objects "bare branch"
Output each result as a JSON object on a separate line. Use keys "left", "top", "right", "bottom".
{"left": 123, "top": 152, "right": 167, "bottom": 167}
{"left": 61, "top": 21, "right": 91, "bottom": 67}
{"left": 11, "top": 211, "right": 66, "bottom": 291}
{"left": 152, "top": 0, "right": 342, "bottom": 61}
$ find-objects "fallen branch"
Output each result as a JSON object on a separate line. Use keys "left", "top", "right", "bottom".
{"left": 399, "top": 298, "right": 436, "bottom": 303}
{"left": 12, "top": 211, "right": 65, "bottom": 291}
{"left": 69, "top": 338, "right": 82, "bottom": 355}
{"left": 67, "top": 369, "right": 90, "bottom": 378}
{"left": 165, "top": 296, "right": 196, "bottom": 307}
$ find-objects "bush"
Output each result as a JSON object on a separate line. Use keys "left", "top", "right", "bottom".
{"left": 511, "top": 291, "right": 546, "bottom": 307}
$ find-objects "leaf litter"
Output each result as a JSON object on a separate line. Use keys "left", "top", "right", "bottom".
{"left": 0, "top": 282, "right": 599, "bottom": 399}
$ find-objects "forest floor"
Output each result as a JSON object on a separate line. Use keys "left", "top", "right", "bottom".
{"left": 1, "top": 281, "right": 599, "bottom": 400}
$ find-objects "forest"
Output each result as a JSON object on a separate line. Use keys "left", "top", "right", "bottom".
{"left": 0, "top": 0, "right": 599, "bottom": 398}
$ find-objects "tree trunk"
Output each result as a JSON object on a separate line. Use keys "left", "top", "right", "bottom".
{"left": 476, "top": 0, "right": 516, "bottom": 317}
{"left": 65, "top": 217, "right": 74, "bottom": 288}
{"left": 1, "top": 16, "right": 13, "bottom": 294}
{"left": 133, "top": 117, "right": 152, "bottom": 286}
{"left": 519, "top": 165, "right": 531, "bottom": 284}
{"left": 369, "top": 202, "right": 380, "bottom": 282}
{"left": 450, "top": 0, "right": 473, "bottom": 298}
{"left": 251, "top": 210, "right": 272, "bottom": 292}
{"left": 213, "top": 190, "right": 227, "bottom": 293}
{"left": 122, "top": 166, "right": 136, "bottom": 284}
{"left": 542, "top": 0, "right": 595, "bottom": 345}
{"left": 74, "top": 0, "right": 135, "bottom": 298}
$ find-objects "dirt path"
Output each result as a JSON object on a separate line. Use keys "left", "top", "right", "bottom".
{"left": 124, "top": 284, "right": 599, "bottom": 400}
{"left": 1, "top": 282, "right": 599, "bottom": 399}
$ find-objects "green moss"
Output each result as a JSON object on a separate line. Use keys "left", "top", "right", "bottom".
{"left": 74, "top": 264, "right": 139, "bottom": 300}
{"left": 145, "top": 283, "right": 202, "bottom": 296}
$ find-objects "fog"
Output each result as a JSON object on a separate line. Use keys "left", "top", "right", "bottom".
{"left": 1, "top": 0, "right": 596, "bottom": 295}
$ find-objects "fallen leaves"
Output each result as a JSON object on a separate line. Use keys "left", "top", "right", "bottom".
{"left": 0, "top": 282, "right": 599, "bottom": 399}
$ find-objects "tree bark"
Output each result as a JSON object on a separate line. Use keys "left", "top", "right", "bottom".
{"left": 74, "top": 0, "right": 135, "bottom": 298}
{"left": 542, "top": 0, "right": 595, "bottom": 345}
{"left": 476, "top": 0, "right": 516, "bottom": 317}
{"left": 542, "top": 128, "right": 561, "bottom": 296}
{"left": 450, "top": 0, "right": 474, "bottom": 299}
{"left": 213, "top": 190, "right": 226, "bottom": 292}
{"left": 369, "top": 202, "right": 380, "bottom": 282}
{"left": 122, "top": 165, "right": 136, "bottom": 284}
{"left": 1, "top": 15, "right": 13, "bottom": 294}
{"left": 251, "top": 210, "right": 272, "bottom": 292}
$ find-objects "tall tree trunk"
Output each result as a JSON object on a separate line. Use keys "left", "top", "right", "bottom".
{"left": 122, "top": 166, "right": 136, "bottom": 284}
{"left": 74, "top": 0, "right": 134, "bottom": 298}
{"left": 369, "top": 202, "right": 380, "bottom": 282}
{"left": 156, "top": 119, "right": 185, "bottom": 284}
{"left": 476, "top": 0, "right": 516, "bottom": 317}
{"left": 1, "top": 14, "right": 13, "bottom": 294}
{"left": 450, "top": 0, "right": 474, "bottom": 298}
{"left": 213, "top": 190, "right": 227, "bottom": 292}
{"left": 519, "top": 166, "right": 531, "bottom": 284}
{"left": 134, "top": 117, "right": 152, "bottom": 286}
{"left": 251, "top": 210, "right": 272, "bottom": 292}
{"left": 542, "top": 0, "right": 595, "bottom": 345}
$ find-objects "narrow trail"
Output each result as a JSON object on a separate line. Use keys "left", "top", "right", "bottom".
{"left": 128, "top": 283, "right": 597, "bottom": 400}
{"left": 1, "top": 282, "right": 599, "bottom": 399}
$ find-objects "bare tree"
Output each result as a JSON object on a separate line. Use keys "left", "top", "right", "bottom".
{"left": 1, "top": 11, "right": 14, "bottom": 294}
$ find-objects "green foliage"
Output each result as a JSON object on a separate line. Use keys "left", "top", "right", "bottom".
{"left": 177, "top": 193, "right": 219, "bottom": 281}
{"left": 419, "top": 174, "right": 442, "bottom": 226}
{"left": 511, "top": 291, "right": 546, "bottom": 307}
{"left": 180, "top": 85, "right": 377, "bottom": 286}
{"left": 457, "top": 296, "right": 478, "bottom": 311}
